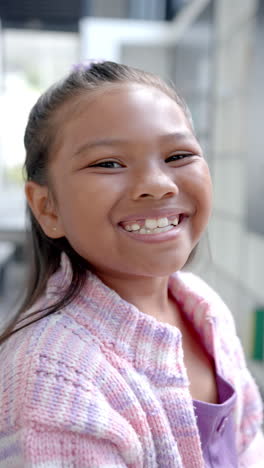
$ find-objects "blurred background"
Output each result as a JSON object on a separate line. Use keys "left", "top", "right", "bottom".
{"left": 0, "top": 0, "right": 263, "bottom": 391}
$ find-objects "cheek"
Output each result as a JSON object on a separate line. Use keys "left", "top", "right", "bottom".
{"left": 184, "top": 165, "right": 212, "bottom": 234}
{"left": 195, "top": 171, "right": 213, "bottom": 233}
{"left": 182, "top": 163, "right": 212, "bottom": 204}
{"left": 55, "top": 177, "right": 120, "bottom": 234}
{"left": 202, "top": 170, "right": 213, "bottom": 212}
{"left": 193, "top": 163, "right": 212, "bottom": 207}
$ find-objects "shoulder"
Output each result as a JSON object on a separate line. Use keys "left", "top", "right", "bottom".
{"left": 170, "top": 271, "right": 251, "bottom": 377}
{"left": 175, "top": 271, "right": 248, "bottom": 366}
{"left": 174, "top": 272, "right": 264, "bottom": 452}
{"left": 174, "top": 270, "right": 227, "bottom": 308}
{"left": 0, "top": 310, "right": 143, "bottom": 465}
{"left": 0, "top": 310, "right": 117, "bottom": 433}
{"left": 171, "top": 270, "right": 237, "bottom": 331}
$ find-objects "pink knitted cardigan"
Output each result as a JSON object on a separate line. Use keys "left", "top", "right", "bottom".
{"left": 0, "top": 253, "right": 263, "bottom": 467}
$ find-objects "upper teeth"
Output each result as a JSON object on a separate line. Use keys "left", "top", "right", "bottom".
{"left": 146, "top": 217, "right": 168, "bottom": 228}
{"left": 124, "top": 216, "right": 179, "bottom": 232}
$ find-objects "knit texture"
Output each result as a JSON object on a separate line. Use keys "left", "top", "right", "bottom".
{"left": 0, "top": 253, "right": 263, "bottom": 467}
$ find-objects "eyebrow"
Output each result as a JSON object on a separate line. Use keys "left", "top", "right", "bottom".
{"left": 73, "top": 131, "right": 195, "bottom": 158}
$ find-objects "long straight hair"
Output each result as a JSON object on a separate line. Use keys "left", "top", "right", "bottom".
{"left": 0, "top": 61, "right": 195, "bottom": 346}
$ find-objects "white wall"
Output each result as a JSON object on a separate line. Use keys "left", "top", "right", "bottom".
{"left": 206, "top": 0, "right": 261, "bottom": 355}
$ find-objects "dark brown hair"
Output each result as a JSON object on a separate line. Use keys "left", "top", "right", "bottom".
{"left": 0, "top": 60, "right": 195, "bottom": 346}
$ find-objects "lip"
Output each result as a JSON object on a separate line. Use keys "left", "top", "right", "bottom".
{"left": 117, "top": 216, "right": 188, "bottom": 244}
{"left": 118, "top": 208, "right": 188, "bottom": 224}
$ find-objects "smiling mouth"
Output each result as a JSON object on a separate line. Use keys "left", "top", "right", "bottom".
{"left": 119, "top": 214, "right": 186, "bottom": 235}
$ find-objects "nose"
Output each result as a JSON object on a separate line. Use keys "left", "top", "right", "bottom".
{"left": 130, "top": 164, "right": 179, "bottom": 200}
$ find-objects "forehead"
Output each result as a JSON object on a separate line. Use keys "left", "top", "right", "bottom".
{"left": 52, "top": 84, "right": 193, "bottom": 154}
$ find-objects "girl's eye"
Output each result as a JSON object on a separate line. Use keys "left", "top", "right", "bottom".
{"left": 165, "top": 153, "right": 195, "bottom": 163}
{"left": 89, "top": 160, "right": 123, "bottom": 168}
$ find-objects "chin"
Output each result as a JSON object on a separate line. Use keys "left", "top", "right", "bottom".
{"left": 134, "top": 258, "right": 189, "bottom": 277}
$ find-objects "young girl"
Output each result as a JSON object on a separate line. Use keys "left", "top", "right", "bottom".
{"left": 0, "top": 61, "right": 263, "bottom": 467}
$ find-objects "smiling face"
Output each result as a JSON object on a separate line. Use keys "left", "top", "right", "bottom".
{"left": 29, "top": 83, "right": 212, "bottom": 281}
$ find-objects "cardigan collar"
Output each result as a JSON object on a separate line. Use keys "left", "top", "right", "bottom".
{"left": 45, "top": 253, "right": 218, "bottom": 386}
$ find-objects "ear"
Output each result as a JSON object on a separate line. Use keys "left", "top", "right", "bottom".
{"left": 25, "top": 181, "right": 65, "bottom": 239}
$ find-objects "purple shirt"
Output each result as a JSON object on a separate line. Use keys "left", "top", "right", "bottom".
{"left": 193, "top": 374, "right": 237, "bottom": 467}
